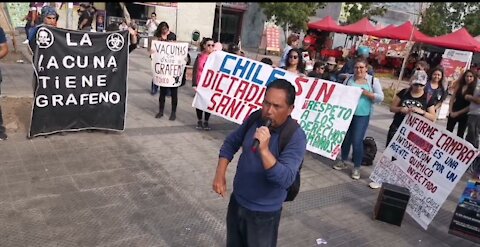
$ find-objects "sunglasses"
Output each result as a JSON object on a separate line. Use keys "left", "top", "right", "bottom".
{"left": 289, "top": 55, "right": 298, "bottom": 59}
{"left": 413, "top": 83, "right": 425, "bottom": 87}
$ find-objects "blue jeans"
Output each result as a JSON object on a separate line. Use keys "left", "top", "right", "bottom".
{"left": 341, "top": 115, "right": 370, "bottom": 168}
{"left": 226, "top": 194, "right": 282, "bottom": 247}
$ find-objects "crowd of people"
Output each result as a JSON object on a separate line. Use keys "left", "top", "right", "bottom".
{"left": 3, "top": 7, "right": 480, "bottom": 246}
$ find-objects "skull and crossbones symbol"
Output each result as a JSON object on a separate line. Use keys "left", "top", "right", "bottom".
{"left": 36, "top": 27, "right": 54, "bottom": 48}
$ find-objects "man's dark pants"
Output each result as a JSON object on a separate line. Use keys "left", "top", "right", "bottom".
{"left": 226, "top": 194, "right": 282, "bottom": 247}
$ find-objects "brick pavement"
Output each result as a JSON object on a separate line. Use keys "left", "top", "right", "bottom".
{"left": 0, "top": 41, "right": 476, "bottom": 246}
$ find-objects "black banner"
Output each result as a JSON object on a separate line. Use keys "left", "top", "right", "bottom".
{"left": 449, "top": 179, "right": 480, "bottom": 244}
{"left": 28, "top": 25, "right": 129, "bottom": 137}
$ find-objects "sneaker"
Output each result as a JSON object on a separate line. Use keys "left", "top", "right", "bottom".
{"left": 203, "top": 121, "right": 211, "bottom": 131}
{"left": 333, "top": 161, "right": 348, "bottom": 170}
{"left": 0, "top": 132, "right": 7, "bottom": 140}
{"left": 22, "top": 39, "right": 29, "bottom": 44}
{"left": 351, "top": 168, "right": 360, "bottom": 180}
{"left": 369, "top": 182, "right": 382, "bottom": 189}
{"left": 196, "top": 120, "right": 203, "bottom": 130}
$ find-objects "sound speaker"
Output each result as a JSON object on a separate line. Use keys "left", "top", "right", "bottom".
{"left": 373, "top": 183, "right": 410, "bottom": 226}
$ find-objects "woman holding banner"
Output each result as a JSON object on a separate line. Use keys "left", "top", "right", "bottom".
{"left": 192, "top": 37, "right": 215, "bottom": 130}
{"left": 333, "top": 57, "right": 384, "bottom": 180}
{"left": 282, "top": 48, "right": 305, "bottom": 75}
{"left": 153, "top": 22, "right": 179, "bottom": 121}
{"left": 369, "top": 70, "right": 436, "bottom": 189}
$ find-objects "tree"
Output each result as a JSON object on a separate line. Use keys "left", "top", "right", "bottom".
{"left": 419, "top": 2, "right": 480, "bottom": 36}
{"left": 342, "top": 3, "right": 387, "bottom": 24}
{"left": 259, "top": 3, "right": 326, "bottom": 33}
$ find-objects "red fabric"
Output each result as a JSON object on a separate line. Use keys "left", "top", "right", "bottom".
{"left": 367, "top": 24, "right": 396, "bottom": 37}
{"left": 415, "top": 28, "right": 480, "bottom": 52}
{"left": 307, "top": 16, "right": 345, "bottom": 33}
{"left": 335, "top": 17, "right": 378, "bottom": 36}
{"left": 321, "top": 49, "right": 342, "bottom": 59}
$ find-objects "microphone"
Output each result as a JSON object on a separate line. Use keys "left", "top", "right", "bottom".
{"left": 251, "top": 119, "right": 272, "bottom": 153}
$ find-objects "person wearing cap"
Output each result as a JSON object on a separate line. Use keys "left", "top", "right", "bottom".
{"left": 324, "top": 56, "right": 338, "bottom": 82}
{"left": 368, "top": 69, "right": 436, "bottom": 189}
{"left": 386, "top": 70, "right": 436, "bottom": 146}
{"left": 27, "top": 5, "right": 59, "bottom": 46}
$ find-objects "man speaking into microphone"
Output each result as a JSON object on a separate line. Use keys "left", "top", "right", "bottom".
{"left": 212, "top": 79, "right": 307, "bottom": 246}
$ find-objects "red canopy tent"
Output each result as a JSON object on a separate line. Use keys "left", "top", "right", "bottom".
{"left": 415, "top": 28, "right": 480, "bottom": 52}
{"left": 307, "top": 16, "right": 345, "bottom": 33}
{"left": 336, "top": 17, "right": 378, "bottom": 36}
{"left": 366, "top": 24, "right": 396, "bottom": 37}
{"left": 383, "top": 21, "right": 430, "bottom": 41}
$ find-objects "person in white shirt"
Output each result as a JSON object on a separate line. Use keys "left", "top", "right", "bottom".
{"left": 146, "top": 12, "right": 159, "bottom": 37}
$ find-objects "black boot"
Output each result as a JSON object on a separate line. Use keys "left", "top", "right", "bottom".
{"left": 156, "top": 96, "right": 165, "bottom": 118}
{"left": 169, "top": 111, "right": 176, "bottom": 121}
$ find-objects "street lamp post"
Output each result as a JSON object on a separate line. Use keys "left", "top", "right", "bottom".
{"left": 393, "top": 2, "right": 424, "bottom": 89}
{"left": 218, "top": 3, "right": 222, "bottom": 43}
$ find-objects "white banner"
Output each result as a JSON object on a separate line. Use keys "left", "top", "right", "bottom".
{"left": 370, "top": 114, "right": 479, "bottom": 229}
{"left": 151, "top": 40, "right": 188, "bottom": 87}
{"left": 192, "top": 51, "right": 362, "bottom": 159}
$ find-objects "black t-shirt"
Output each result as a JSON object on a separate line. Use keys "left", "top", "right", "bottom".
{"left": 392, "top": 88, "right": 433, "bottom": 127}
{"left": 78, "top": 11, "right": 93, "bottom": 29}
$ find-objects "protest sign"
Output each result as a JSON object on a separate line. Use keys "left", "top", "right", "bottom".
{"left": 151, "top": 40, "right": 188, "bottom": 87}
{"left": 192, "top": 51, "right": 362, "bottom": 159}
{"left": 441, "top": 49, "right": 473, "bottom": 85}
{"left": 370, "top": 114, "right": 479, "bottom": 229}
{"left": 28, "top": 25, "right": 129, "bottom": 137}
{"left": 449, "top": 178, "right": 480, "bottom": 244}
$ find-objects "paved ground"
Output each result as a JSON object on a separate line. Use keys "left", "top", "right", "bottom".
{"left": 0, "top": 37, "right": 477, "bottom": 247}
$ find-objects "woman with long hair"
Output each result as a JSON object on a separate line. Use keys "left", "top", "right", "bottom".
{"left": 333, "top": 57, "right": 384, "bottom": 180}
{"left": 282, "top": 48, "right": 305, "bottom": 75}
{"left": 447, "top": 69, "right": 477, "bottom": 137}
{"left": 425, "top": 67, "right": 447, "bottom": 113}
{"left": 152, "top": 22, "right": 178, "bottom": 121}
{"left": 192, "top": 37, "right": 215, "bottom": 130}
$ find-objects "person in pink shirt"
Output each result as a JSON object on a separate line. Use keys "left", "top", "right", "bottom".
{"left": 192, "top": 37, "right": 215, "bottom": 130}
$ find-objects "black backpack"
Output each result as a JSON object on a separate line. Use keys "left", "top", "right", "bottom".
{"left": 361, "top": 136, "right": 377, "bottom": 166}
{"left": 242, "top": 109, "right": 302, "bottom": 202}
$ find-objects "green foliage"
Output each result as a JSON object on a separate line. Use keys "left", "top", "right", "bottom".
{"left": 259, "top": 3, "right": 326, "bottom": 32}
{"left": 419, "top": 2, "right": 480, "bottom": 36}
{"left": 343, "top": 3, "right": 387, "bottom": 24}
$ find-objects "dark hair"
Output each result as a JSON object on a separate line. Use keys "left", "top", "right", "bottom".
{"left": 200, "top": 37, "right": 214, "bottom": 52}
{"left": 151, "top": 12, "right": 156, "bottom": 16}
{"left": 285, "top": 48, "right": 305, "bottom": 74}
{"left": 266, "top": 79, "right": 296, "bottom": 106}
{"left": 354, "top": 57, "right": 369, "bottom": 67}
{"left": 458, "top": 69, "right": 478, "bottom": 95}
{"left": 106, "top": 23, "right": 119, "bottom": 32}
{"left": 154, "top": 21, "right": 169, "bottom": 37}
{"left": 260, "top": 57, "right": 273, "bottom": 66}
{"left": 313, "top": 61, "right": 324, "bottom": 70}
{"left": 228, "top": 43, "right": 240, "bottom": 54}
{"left": 428, "top": 66, "right": 445, "bottom": 89}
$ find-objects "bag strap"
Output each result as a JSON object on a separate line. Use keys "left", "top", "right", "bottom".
{"left": 241, "top": 109, "right": 262, "bottom": 139}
